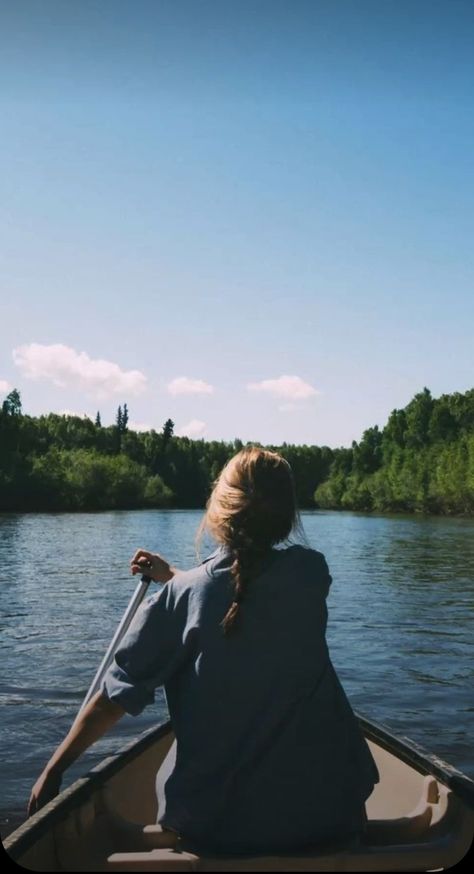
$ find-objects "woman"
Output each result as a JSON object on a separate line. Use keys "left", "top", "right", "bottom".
{"left": 28, "top": 446, "right": 378, "bottom": 855}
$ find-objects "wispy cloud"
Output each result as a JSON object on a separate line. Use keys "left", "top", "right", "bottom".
{"left": 0, "top": 379, "right": 11, "bottom": 394}
{"left": 167, "top": 376, "right": 214, "bottom": 396}
{"left": 247, "top": 375, "right": 319, "bottom": 401}
{"left": 13, "top": 343, "right": 147, "bottom": 399}
{"left": 177, "top": 419, "right": 206, "bottom": 438}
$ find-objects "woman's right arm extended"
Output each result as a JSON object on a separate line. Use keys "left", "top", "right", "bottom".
{"left": 28, "top": 690, "right": 125, "bottom": 816}
{"left": 28, "top": 548, "right": 179, "bottom": 817}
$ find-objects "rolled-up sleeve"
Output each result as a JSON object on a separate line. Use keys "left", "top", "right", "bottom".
{"left": 101, "top": 579, "right": 193, "bottom": 716}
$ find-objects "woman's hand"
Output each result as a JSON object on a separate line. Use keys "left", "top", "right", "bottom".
{"left": 27, "top": 691, "right": 125, "bottom": 819}
{"left": 130, "top": 549, "right": 175, "bottom": 584}
{"left": 28, "top": 767, "right": 62, "bottom": 817}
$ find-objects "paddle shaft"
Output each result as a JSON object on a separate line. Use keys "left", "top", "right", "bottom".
{"left": 80, "top": 574, "right": 152, "bottom": 712}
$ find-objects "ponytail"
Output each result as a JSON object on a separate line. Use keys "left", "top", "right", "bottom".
{"left": 198, "top": 446, "right": 299, "bottom": 636}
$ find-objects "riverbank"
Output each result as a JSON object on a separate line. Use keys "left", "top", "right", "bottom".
{"left": 1, "top": 502, "right": 473, "bottom": 518}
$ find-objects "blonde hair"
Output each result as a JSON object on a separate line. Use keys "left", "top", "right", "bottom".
{"left": 198, "top": 446, "right": 299, "bottom": 634}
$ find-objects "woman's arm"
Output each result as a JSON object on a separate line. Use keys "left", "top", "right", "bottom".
{"left": 28, "top": 546, "right": 178, "bottom": 817}
{"left": 27, "top": 690, "right": 125, "bottom": 816}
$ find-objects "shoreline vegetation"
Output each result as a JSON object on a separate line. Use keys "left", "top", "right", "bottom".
{"left": 0, "top": 387, "right": 473, "bottom": 517}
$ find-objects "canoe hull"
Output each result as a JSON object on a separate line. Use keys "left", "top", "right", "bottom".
{"left": 3, "top": 715, "right": 474, "bottom": 872}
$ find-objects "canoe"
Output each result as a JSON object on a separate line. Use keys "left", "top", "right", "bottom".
{"left": 3, "top": 714, "right": 474, "bottom": 872}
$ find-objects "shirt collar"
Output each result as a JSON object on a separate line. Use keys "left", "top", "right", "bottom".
{"left": 200, "top": 544, "right": 232, "bottom": 565}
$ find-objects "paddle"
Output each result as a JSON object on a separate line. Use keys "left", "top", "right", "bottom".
{"left": 79, "top": 571, "right": 152, "bottom": 712}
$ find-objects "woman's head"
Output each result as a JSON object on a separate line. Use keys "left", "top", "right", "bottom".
{"left": 204, "top": 446, "right": 298, "bottom": 549}
{"left": 199, "top": 446, "right": 300, "bottom": 633}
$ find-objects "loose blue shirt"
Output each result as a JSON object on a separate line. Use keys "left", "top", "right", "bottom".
{"left": 102, "top": 545, "right": 378, "bottom": 854}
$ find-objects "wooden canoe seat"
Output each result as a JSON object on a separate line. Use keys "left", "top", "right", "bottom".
{"left": 105, "top": 776, "right": 474, "bottom": 872}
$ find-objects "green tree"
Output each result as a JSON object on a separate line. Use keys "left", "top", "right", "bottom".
{"left": 122, "top": 403, "right": 129, "bottom": 432}
{"left": 1, "top": 386, "right": 473, "bottom": 516}
{"left": 404, "top": 388, "right": 433, "bottom": 448}
{"left": 2, "top": 388, "right": 22, "bottom": 416}
{"left": 352, "top": 426, "right": 383, "bottom": 475}
{"left": 162, "top": 419, "right": 175, "bottom": 451}
{"left": 115, "top": 405, "right": 123, "bottom": 452}
{"left": 144, "top": 474, "right": 174, "bottom": 507}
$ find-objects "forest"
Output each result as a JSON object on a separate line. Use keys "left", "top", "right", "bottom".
{"left": 0, "top": 387, "right": 473, "bottom": 515}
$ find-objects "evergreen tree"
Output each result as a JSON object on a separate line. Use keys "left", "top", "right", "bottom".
{"left": 162, "top": 418, "right": 175, "bottom": 451}
{"left": 115, "top": 405, "right": 123, "bottom": 452}
{"left": 95, "top": 411, "right": 102, "bottom": 428}
{"left": 122, "top": 403, "right": 129, "bottom": 433}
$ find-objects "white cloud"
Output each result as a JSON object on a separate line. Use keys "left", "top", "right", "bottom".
{"left": 167, "top": 376, "right": 214, "bottom": 396}
{"left": 247, "top": 375, "right": 319, "bottom": 401}
{"left": 12, "top": 343, "right": 147, "bottom": 399}
{"left": 177, "top": 419, "right": 206, "bottom": 438}
{"left": 128, "top": 420, "right": 152, "bottom": 433}
{"left": 59, "top": 409, "right": 91, "bottom": 419}
{"left": 0, "top": 379, "right": 11, "bottom": 394}
{"left": 59, "top": 412, "right": 150, "bottom": 430}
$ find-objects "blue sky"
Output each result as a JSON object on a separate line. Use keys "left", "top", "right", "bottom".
{"left": 1, "top": 0, "right": 473, "bottom": 447}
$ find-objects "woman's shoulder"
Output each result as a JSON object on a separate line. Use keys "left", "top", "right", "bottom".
{"left": 278, "top": 543, "right": 329, "bottom": 566}
{"left": 168, "top": 546, "right": 231, "bottom": 594}
{"left": 275, "top": 544, "right": 332, "bottom": 588}
{"left": 170, "top": 543, "right": 331, "bottom": 591}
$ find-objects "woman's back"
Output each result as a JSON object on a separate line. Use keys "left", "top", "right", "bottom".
{"left": 28, "top": 446, "right": 378, "bottom": 843}
{"left": 105, "top": 542, "right": 378, "bottom": 854}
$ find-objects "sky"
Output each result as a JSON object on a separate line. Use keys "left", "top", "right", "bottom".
{"left": 1, "top": 0, "right": 473, "bottom": 447}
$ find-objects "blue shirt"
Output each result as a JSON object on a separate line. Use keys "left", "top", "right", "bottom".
{"left": 102, "top": 545, "right": 378, "bottom": 854}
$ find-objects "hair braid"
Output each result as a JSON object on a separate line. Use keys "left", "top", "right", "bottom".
{"left": 221, "top": 532, "right": 270, "bottom": 635}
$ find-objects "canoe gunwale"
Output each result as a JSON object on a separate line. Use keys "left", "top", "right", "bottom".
{"left": 356, "top": 712, "right": 474, "bottom": 809}
{"left": 2, "top": 719, "right": 173, "bottom": 860}
{"left": 3, "top": 712, "right": 474, "bottom": 862}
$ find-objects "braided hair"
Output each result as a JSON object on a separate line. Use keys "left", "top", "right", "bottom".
{"left": 198, "top": 447, "right": 299, "bottom": 634}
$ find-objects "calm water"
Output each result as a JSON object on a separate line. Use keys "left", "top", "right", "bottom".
{"left": 1, "top": 509, "right": 473, "bottom": 837}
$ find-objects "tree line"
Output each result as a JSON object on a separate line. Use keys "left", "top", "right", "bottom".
{"left": 0, "top": 387, "right": 473, "bottom": 515}
{"left": 315, "top": 387, "right": 474, "bottom": 515}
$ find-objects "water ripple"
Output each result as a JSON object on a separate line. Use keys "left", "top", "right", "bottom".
{"left": 0, "top": 509, "right": 473, "bottom": 825}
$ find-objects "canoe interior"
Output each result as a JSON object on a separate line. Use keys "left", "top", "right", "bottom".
{"left": 3, "top": 717, "right": 474, "bottom": 872}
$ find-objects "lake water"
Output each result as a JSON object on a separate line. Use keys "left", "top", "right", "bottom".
{"left": 1, "top": 509, "right": 473, "bottom": 837}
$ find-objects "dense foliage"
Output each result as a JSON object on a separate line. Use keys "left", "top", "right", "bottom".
{"left": 0, "top": 391, "right": 333, "bottom": 511}
{"left": 315, "top": 388, "right": 474, "bottom": 515}
{"left": 1, "top": 387, "right": 472, "bottom": 515}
